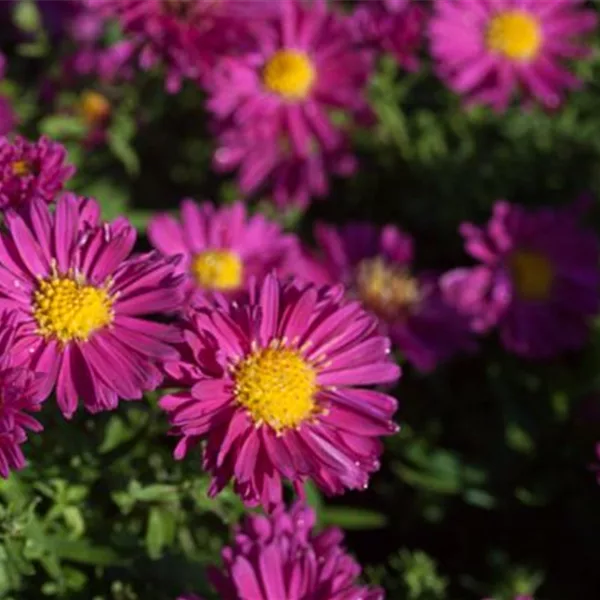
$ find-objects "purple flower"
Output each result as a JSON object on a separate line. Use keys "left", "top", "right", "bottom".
{"left": 428, "top": 0, "right": 598, "bottom": 111}
{"left": 0, "top": 313, "right": 45, "bottom": 478}
{"left": 205, "top": 503, "right": 384, "bottom": 600}
{"left": 442, "top": 199, "right": 600, "bottom": 358}
{"left": 349, "top": 0, "right": 427, "bottom": 71}
{"left": 160, "top": 274, "right": 399, "bottom": 508}
{"left": 147, "top": 199, "right": 300, "bottom": 309}
{"left": 296, "top": 223, "right": 475, "bottom": 373}
{"left": 91, "top": 0, "right": 280, "bottom": 93}
{"left": 0, "top": 136, "right": 75, "bottom": 210}
{"left": 207, "top": 0, "right": 372, "bottom": 207}
{"left": 0, "top": 194, "right": 185, "bottom": 418}
{"left": 213, "top": 121, "right": 357, "bottom": 209}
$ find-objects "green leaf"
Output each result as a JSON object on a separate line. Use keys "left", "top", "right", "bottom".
{"left": 320, "top": 507, "right": 387, "bottom": 530}
{"left": 146, "top": 507, "right": 167, "bottom": 560}
{"left": 45, "top": 537, "right": 121, "bottom": 567}
{"left": 38, "top": 115, "right": 88, "bottom": 140}
{"left": 107, "top": 131, "right": 140, "bottom": 175}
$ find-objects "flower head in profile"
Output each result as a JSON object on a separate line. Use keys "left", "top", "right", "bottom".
{"left": 213, "top": 122, "right": 357, "bottom": 209}
{"left": 91, "top": 0, "right": 280, "bottom": 92}
{"left": 161, "top": 274, "right": 399, "bottom": 508}
{"left": 428, "top": 0, "right": 597, "bottom": 110}
{"left": 0, "top": 194, "right": 184, "bottom": 418}
{"left": 204, "top": 503, "right": 383, "bottom": 600}
{"left": 442, "top": 199, "right": 600, "bottom": 358}
{"left": 297, "top": 223, "right": 475, "bottom": 373}
{"left": 350, "top": 0, "right": 427, "bottom": 71}
{"left": 207, "top": 0, "right": 372, "bottom": 207}
{"left": 148, "top": 200, "right": 300, "bottom": 309}
{"left": 0, "top": 136, "right": 75, "bottom": 210}
{"left": 0, "top": 313, "right": 45, "bottom": 479}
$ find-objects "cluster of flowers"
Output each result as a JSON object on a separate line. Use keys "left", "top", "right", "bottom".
{"left": 13, "top": 0, "right": 596, "bottom": 208}
{"left": 0, "top": 132, "right": 594, "bottom": 596}
{"left": 0, "top": 133, "right": 399, "bottom": 597}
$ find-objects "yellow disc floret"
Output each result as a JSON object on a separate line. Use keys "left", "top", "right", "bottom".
{"left": 263, "top": 50, "right": 316, "bottom": 100}
{"left": 191, "top": 249, "right": 243, "bottom": 291}
{"left": 12, "top": 160, "right": 31, "bottom": 177}
{"left": 79, "top": 90, "right": 111, "bottom": 126}
{"left": 486, "top": 10, "right": 542, "bottom": 61}
{"left": 356, "top": 257, "right": 420, "bottom": 319}
{"left": 509, "top": 249, "right": 554, "bottom": 301}
{"left": 33, "top": 271, "right": 115, "bottom": 343}
{"left": 234, "top": 345, "right": 318, "bottom": 431}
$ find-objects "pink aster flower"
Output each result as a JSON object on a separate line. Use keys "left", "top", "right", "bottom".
{"left": 0, "top": 194, "right": 185, "bottom": 418}
{"left": 295, "top": 223, "right": 475, "bottom": 373}
{"left": 0, "top": 313, "right": 45, "bottom": 478}
{"left": 92, "top": 0, "right": 281, "bottom": 92}
{"left": 442, "top": 199, "right": 600, "bottom": 358}
{"left": 207, "top": 0, "right": 372, "bottom": 207}
{"left": 349, "top": 0, "right": 427, "bottom": 71}
{"left": 0, "top": 136, "right": 75, "bottom": 210}
{"left": 428, "top": 0, "right": 598, "bottom": 110}
{"left": 161, "top": 274, "right": 399, "bottom": 508}
{"left": 213, "top": 121, "right": 357, "bottom": 208}
{"left": 148, "top": 199, "right": 300, "bottom": 309}
{"left": 205, "top": 503, "right": 383, "bottom": 600}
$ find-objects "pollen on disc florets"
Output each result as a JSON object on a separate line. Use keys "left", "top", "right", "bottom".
{"left": 509, "top": 249, "right": 554, "bottom": 301}
{"left": 233, "top": 343, "right": 319, "bottom": 432}
{"left": 32, "top": 267, "right": 115, "bottom": 344}
{"left": 263, "top": 49, "right": 316, "bottom": 100}
{"left": 486, "top": 10, "right": 542, "bottom": 61}
{"left": 191, "top": 249, "right": 243, "bottom": 291}
{"left": 355, "top": 257, "right": 421, "bottom": 319}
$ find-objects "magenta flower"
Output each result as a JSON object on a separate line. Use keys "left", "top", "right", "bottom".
{"left": 0, "top": 136, "right": 75, "bottom": 210}
{"left": 428, "top": 0, "right": 598, "bottom": 110}
{"left": 0, "top": 194, "right": 184, "bottom": 418}
{"left": 206, "top": 503, "right": 383, "bottom": 600}
{"left": 0, "top": 314, "right": 45, "bottom": 479}
{"left": 92, "top": 0, "right": 280, "bottom": 92}
{"left": 207, "top": 0, "right": 372, "bottom": 207}
{"left": 296, "top": 223, "right": 475, "bottom": 372}
{"left": 213, "top": 121, "right": 357, "bottom": 209}
{"left": 349, "top": 0, "right": 427, "bottom": 71}
{"left": 442, "top": 200, "right": 600, "bottom": 358}
{"left": 148, "top": 199, "right": 300, "bottom": 309}
{"left": 160, "top": 274, "right": 399, "bottom": 508}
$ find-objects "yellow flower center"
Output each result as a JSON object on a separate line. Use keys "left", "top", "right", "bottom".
{"left": 486, "top": 10, "right": 542, "bottom": 61}
{"left": 263, "top": 50, "right": 316, "bottom": 100}
{"left": 356, "top": 257, "right": 420, "bottom": 319}
{"left": 33, "top": 272, "right": 115, "bottom": 343}
{"left": 234, "top": 346, "right": 318, "bottom": 431}
{"left": 509, "top": 249, "right": 554, "bottom": 301}
{"left": 12, "top": 160, "right": 31, "bottom": 176}
{"left": 191, "top": 249, "right": 243, "bottom": 291}
{"left": 79, "top": 90, "right": 111, "bottom": 126}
